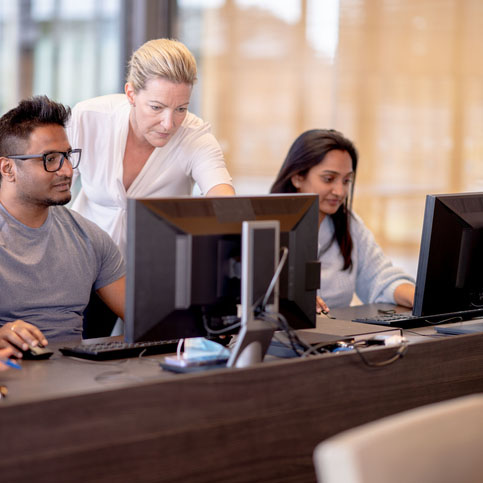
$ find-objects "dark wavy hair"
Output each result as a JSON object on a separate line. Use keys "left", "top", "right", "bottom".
{"left": 0, "top": 95, "right": 71, "bottom": 158}
{"left": 270, "top": 129, "right": 358, "bottom": 270}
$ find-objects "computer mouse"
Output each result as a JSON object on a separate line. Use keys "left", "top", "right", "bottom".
{"left": 21, "top": 345, "right": 54, "bottom": 360}
{"left": 317, "top": 310, "right": 334, "bottom": 319}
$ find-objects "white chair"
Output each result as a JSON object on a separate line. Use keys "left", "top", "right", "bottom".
{"left": 313, "top": 394, "right": 483, "bottom": 483}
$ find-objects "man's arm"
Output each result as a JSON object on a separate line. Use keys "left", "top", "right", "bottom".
{"left": 206, "top": 184, "right": 235, "bottom": 196}
{"left": 96, "top": 276, "right": 126, "bottom": 320}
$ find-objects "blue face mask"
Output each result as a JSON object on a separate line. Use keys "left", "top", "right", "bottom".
{"left": 182, "top": 337, "right": 230, "bottom": 363}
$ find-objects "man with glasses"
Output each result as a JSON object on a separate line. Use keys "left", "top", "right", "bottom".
{"left": 0, "top": 96, "right": 125, "bottom": 357}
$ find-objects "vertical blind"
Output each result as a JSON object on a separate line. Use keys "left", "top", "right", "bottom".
{"left": 179, "top": 0, "right": 483, "bottom": 263}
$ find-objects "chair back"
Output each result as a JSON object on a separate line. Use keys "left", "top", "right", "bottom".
{"left": 313, "top": 394, "right": 483, "bottom": 483}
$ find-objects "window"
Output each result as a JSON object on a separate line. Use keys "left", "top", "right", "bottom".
{"left": 177, "top": 0, "right": 483, "bottom": 274}
{"left": 0, "top": 0, "right": 122, "bottom": 112}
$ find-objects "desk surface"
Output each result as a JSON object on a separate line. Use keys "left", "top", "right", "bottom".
{"left": 0, "top": 341, "right": 179, "bottom": 406}
{"left": 1, "top": 304, "right": 482, "bottom": 483}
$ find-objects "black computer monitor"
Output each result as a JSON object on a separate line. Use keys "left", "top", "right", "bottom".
{"left": 414, "top": 192, "right": 483, "bottom": 318}
{"left": 125, "top": 194, "right": 320, "bottom": 343}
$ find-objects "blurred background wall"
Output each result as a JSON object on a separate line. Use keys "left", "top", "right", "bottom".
{"left": 1, "top": 0, "right": 483, "bottom": 277}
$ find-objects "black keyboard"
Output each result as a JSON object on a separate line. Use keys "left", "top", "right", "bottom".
{"left": 353, "top": 312, "right": 417, "bottom": 326}
{"left": 352, "top": 308, "right": 483, "bottom": 329}
{"left": 59, "top": 339, "right": 179, "bottom": 361}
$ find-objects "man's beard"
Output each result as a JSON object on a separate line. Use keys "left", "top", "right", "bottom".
{"left": 43, "top": 194, "right": 71, "bottom": 206}
{"left": 28, "top": 189, "right": 72, "bottom": 207}
{"left": 15, "top": 175, "right": 73, "bottom": 208}
{"left": 42, "top": 177, "right": 72, "bottom": 206}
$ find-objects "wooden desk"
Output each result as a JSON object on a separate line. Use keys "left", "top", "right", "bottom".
{"left": 1, "top": 305, "right": 482, "bottom": 483}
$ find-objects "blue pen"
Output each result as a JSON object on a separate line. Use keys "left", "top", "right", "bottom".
{"left": 1, "top": 359, "right": 22, "bottom": 370}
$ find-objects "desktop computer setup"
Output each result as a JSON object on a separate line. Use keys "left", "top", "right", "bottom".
{"left": 123, "top": 194, "right": 322, "bottom": 369}
{"left": 60, "top": 194, "right": 323, "bottom": 363}
{"left": 60, "top": 191, "right": 483, "bottom": 362}
{"left": 353, "top": 192, "right": 483, "bottom": 328}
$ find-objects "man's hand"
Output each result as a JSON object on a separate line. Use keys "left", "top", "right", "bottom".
{"left": 0, "top": 320, "right": 48, "bottom": 358}
{"left": 0, "top": 347, "right": 15, "bottom": 371}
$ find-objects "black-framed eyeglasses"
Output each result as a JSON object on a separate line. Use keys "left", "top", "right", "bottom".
{"left": 7, "top": 149, "right": 82, "bottom": 172}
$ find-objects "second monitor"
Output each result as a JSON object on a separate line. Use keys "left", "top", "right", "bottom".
{"left": 414, "top": 191, "right": 483, "bottom": 318}
{"left": 125, "top": 194, "right": 320, "bottom": 343}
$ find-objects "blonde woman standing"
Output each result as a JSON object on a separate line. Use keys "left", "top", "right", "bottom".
{"left": 68, "top": 38, "right": 234, "bottom": 257}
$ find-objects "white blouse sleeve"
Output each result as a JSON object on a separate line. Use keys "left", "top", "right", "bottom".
{"left": 182, "top": 118, "right": 233, "bottom": 194}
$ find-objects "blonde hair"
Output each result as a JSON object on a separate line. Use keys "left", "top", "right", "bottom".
{"left": 127, "top": 38, "right": 197, "bottom": 91}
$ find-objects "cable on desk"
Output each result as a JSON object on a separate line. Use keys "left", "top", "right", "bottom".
{"left": 260, "top": 311, "right": 335, "bottom": 358}
{"left": 135, "top": 350, "right": 164, "bottom": 366}
{"left": 299, "top": 341, "right": 334, "bottom": 358}
{"left": 64, "top": 355, "right": 129, "bottom": 366}
{"left": 262, "top": 246, "right": 289, "bottom": 310}
{"left": 61, "top": 356, "right": 148, "bottom": 384}
{"left": 423, "top": 316, "right": 463, "bottom": 326}
{"left": 261, "top": 311, "right": 312, "bottom": 357}
{"left": 404, "top": 329, "right": 447, "bottom": 338}
{"left": 353, "top": 341, "right": 408, "bottom": 367}
{"left": 378, "top": 308, "right": 396, "bottom": 314}
{"left": 202, "top": 315, "right": 241, "bottom": 335}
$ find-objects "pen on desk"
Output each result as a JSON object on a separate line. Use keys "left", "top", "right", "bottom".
{"left": 1, "top": 359, "right": 22, "bottom": 370}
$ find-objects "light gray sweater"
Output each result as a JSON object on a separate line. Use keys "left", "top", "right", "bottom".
{"left": 318, "top": 213, "right": 415, "bottom": 308}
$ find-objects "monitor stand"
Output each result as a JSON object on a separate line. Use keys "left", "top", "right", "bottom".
{"left": 227, "top": 220, "right": 280, "bottom": 368}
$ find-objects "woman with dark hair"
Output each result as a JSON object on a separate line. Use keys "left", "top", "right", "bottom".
{"left": 271, "top": 129, "right": 415, "bottom": 313}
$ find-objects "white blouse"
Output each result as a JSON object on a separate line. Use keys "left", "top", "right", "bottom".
{"left": 67, "top": 94, "right": 233, "bottom": 257}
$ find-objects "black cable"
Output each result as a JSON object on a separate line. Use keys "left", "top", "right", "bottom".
{"left": 404, "top": 329, "right": 446, "bottom": 338}
{"left": 261, "top": 246, "right": 289, "bottom": 310}
{"left": 202, "top": 314, "right": 241, "bottom": 335}
{"left": 257, "top": 308, "right": 409, "bottom": 365}
{"left": 260, "top": 311, "right": 324, "bottom": 357}
{"left": 353, "top": 341, "right": 408, "bottom": 367}
{"left": 422, "top": 316, "right": 463, "bottom": 326}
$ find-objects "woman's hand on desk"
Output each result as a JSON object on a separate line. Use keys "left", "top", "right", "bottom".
{"left": 316, "top": 296, "right": 330, "bottom": 316}
{"left": 0, "top": 320, "right": 48, "bottom": 358}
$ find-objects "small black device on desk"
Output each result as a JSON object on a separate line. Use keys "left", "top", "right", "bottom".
{"left": 20, "top": 345, "right": 54, "bottom": 360}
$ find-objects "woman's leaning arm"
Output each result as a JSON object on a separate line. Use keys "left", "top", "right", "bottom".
{"left": 206, "top": 184, "right": 235, "bottom": 196}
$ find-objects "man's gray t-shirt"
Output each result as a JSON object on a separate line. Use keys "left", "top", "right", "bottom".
{"left": 0, "top": 204, "right": 125, "bottom": 342}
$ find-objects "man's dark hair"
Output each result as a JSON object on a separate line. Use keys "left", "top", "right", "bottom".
{"left": 0, "top": 95, "right": 71, "bottom": 158}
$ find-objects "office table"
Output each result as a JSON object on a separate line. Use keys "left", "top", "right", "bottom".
{"left": 1, "top": 304, "right": 482, "bottom": 483}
